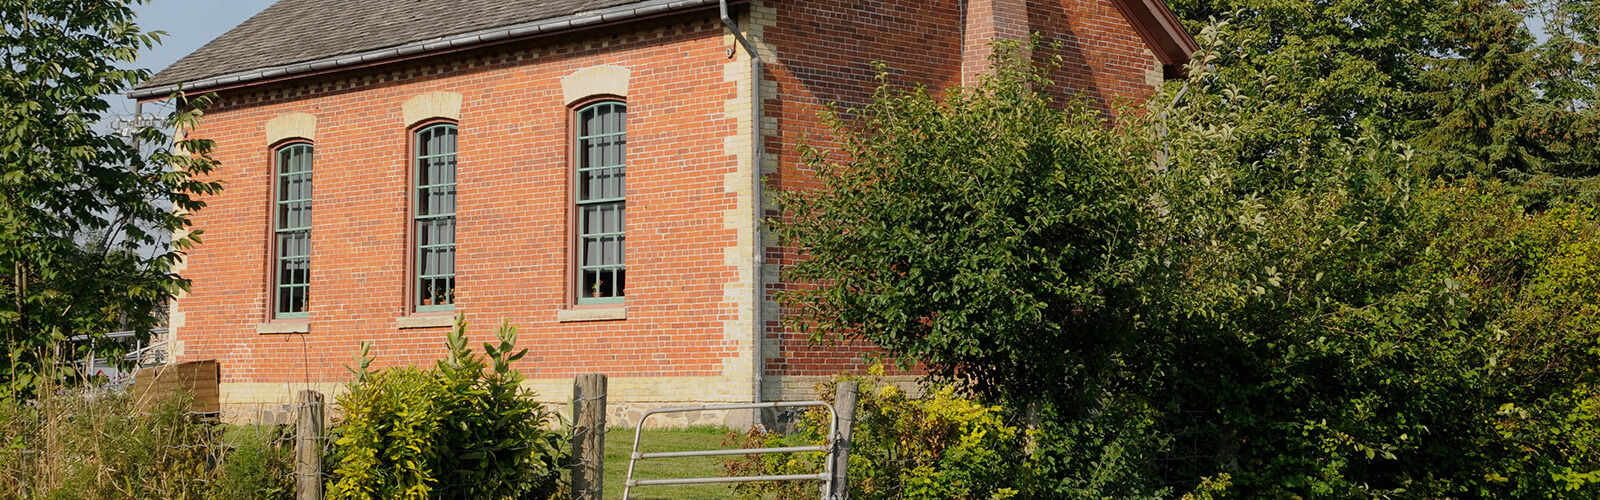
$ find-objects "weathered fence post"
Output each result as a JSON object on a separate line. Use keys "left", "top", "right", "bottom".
{"left": 1021, "top": 401, "right": 1041, "bottom": 500}
{"left": 572, "top": 373, "right": 608, "bottom": 500}
{"left": 1024, "top": 401, "right": 1040, "bottom": 455}
{"left": 295, "top": 390, "right": 324, "bottom": 500}
{"left": 828, "top": 381, "right": 860, "bottom": 500}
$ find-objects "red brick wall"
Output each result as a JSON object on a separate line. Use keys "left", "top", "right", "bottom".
{"left": 1030, "top": 0, "right": 1167, "bottom": 113}
{"left": 759, "top": 0, "right": 1163, "bottom": 383}
{"left": 168, "top": 0, "right": 1167, "bottom": 401}
{"left": 176, "top": 14, "right": 747, "bottom": 387}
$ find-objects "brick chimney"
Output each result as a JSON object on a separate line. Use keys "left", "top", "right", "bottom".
{"left": 962, "top": 0, "right": 1032, "bottom": 86}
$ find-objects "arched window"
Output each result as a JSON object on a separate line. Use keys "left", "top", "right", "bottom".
{"left": 272, "top": 142, "right": 313, "bottom": 319}
{"left": 414, "top": 123, "right": 458, "bottom": 312}
{"left": 574, "top": 101, "right": 626, "bottom": 304}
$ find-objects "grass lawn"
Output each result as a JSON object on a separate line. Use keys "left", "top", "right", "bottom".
{"left": 603, "top": 426, "right": 741, "bottom": 500}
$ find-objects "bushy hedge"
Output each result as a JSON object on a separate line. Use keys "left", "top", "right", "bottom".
{"left": 326, "top": 318, "right": 566, "bottom": 500}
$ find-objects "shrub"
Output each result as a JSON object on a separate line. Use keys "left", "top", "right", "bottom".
{"left": 1026, "top": 397, "right": 1172, "bottom": 499}
{"left": 326, "top": 318, "right": 566, "bottom": 500}
{"left": 726, "top": 368, "right": 1029, "bottom": 500}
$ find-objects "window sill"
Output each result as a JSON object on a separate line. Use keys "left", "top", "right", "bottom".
{"left": 395, "top": 315, "right": 455, "bottom": 329}
{"left": 257, "top": 320, "right": 310, "bottom": 335}
{"left": 556, "top": 306, "right": 627, "bottom": 323}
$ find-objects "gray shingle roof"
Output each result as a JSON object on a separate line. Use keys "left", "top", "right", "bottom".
{"left": 137, "top": 0, "right": 705, "bottom": 92}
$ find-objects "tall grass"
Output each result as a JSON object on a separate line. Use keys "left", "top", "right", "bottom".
{"left": 0, "top": 382, "right": 293, "bottom": 500}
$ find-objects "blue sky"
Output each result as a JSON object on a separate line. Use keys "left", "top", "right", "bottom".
{"left": 112, "top": 0, "right": 276, "bottom": 116}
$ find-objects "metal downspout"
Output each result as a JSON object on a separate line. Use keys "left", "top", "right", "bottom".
{"left": 720, "top": 0, "right": 767, "bottom": 405}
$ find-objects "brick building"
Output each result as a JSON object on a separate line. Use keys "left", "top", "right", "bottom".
{"left": 133, "top": 0, "right": 1195, "bottom": 426}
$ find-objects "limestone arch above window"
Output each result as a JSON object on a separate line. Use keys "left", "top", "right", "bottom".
{"left": 562, "top": 65, "right": 630, "bottom": 106}
{"left": 264, "top": 113, "right": 317, "bottom": 145}
{"left": 402, "top": 91, "right": 464, "bottom": 128}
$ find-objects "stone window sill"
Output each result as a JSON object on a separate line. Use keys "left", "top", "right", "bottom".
{"left": 395, "top": 315, "right": 454, "bottom": 329}
{"left": 556, "top": 307, "right": 626, "bottom": 323}
{"left": 257, "top": 320, "right": 309, "bottom": 335}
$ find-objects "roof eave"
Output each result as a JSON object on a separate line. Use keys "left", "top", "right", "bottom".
{"left": 130, "top": 0, "right": 731, "bottom": 101}
{"left": 1109, "top": 0, "right": 1200, "bottom": 79}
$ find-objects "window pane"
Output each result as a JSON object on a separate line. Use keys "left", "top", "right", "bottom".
{"left": 604, "top": 236, "right": 619, "bottom": 266}
{"left": 608, "top": 166, "right": 625, "bottom": 199}
{"left": 584, "top": 237, "right": 600, "bottom": 267}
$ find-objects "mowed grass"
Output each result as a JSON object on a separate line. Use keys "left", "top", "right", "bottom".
{"left": 603, "top": 426, "right": 740, "bottom": 500}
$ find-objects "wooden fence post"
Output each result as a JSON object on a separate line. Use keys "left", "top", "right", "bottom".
{"left": 572, "top": 373, "right": 608, "bottom": 500}
{"left": 295, "top": 390, "right": 324, "bottom": 500}
{"left": 1021, "top": 401, "right": 1041, "bottom": 500}
{"left": 1024, "top": 401, "right": 1040, "bottom": 455}
{"left": 828, "top": 381, "right": 860, "bottom": 500}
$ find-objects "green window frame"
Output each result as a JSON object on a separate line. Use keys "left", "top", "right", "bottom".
{"left": 414, "top": 124, "right": 458, "bottom": 312}
{"left": 274, "top": 143, "right": 313, "bottom": 319}
{"left": 575, "top": 101, "right": 626, "bottom": 304}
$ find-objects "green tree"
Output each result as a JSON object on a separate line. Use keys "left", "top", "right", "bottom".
{"left": 774, "top": 51, "right": 1157, "bottom": 405}
{"left": 1166, "top": 0, "right": 1600, "bottom": 203}
{"left": 1143, "top": 31, "right": 1600, "bottom": 494}
{"left": 0, "top": 0, "right": 221, "bottom": 395}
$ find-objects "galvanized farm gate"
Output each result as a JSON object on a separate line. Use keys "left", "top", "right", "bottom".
{"left": 622, "top": 383, "right": 860, "bottom": 500}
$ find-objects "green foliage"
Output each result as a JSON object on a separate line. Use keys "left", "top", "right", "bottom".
{"left": 327, "top": 317, "right": 566, "bottom": 500}
{"left": 0, "top": 0, "right": 224, "bottom": 395}
{"left": 328, "top": 367, "right": 441, "bottom": 500}
{"left": 725, "top": 369, "right": 1030, "bottom": 500}
{"left": 1163, "top": 0, "right": 1600, "bottom": 202}
{"left": 777, "top": 34, "right": 1600, "bottom": 496}
{"left": 1134, "top": 27, "right": 1600, "bottom": 495}
{"left": 1026, "top": 398, "right": 1172, "bottom": 499}
{"left": 774, "top": 45, "right": 1155, "bottom": 404}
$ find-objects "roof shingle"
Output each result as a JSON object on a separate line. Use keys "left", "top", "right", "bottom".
{"left": 138, "top": 0, "right": 666, "bottom": 90}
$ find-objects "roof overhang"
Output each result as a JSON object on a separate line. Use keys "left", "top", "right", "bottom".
{"left": 130, "top": 0, "right": 732, "bottom": 101}
{"left": 1110, "top": 0, "right": 1199, "bottom": 79}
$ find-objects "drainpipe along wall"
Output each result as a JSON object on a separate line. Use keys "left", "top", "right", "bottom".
{"left": 719, "top": 0, "right": 767, "bottom": 404}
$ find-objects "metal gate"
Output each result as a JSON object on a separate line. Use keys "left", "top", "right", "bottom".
{"left": 622, "top": 401, "right": 841, "bottom": 499}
